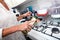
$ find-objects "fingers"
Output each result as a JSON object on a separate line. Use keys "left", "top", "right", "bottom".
{"left": 27, "top": 11, "right": 32, "bottom": 14}
{"left": 26, "top": 11, "right": 31, "bottom": 16}
{"left": 36, "top": 19, "right": 40, "bottom": 22}
{"left": 26, "top": 25, "right": 32, "bottom": 32}
{"left": 23, "top": 11, "right": 32, "bottom": 17}
{"left": 22, "top": 25, "right": 32, "bottom": 34}
{"left": 28, "top": 17, "right": 36, "bottom": 27}
{"left": 24, "top": 23, "right": 32, "bottom": 32}
{"left": 20, "top": 18, "right": 36, "bottom": 32}
{"left": 29, "top": 11, "right": 32, "bottom": 14}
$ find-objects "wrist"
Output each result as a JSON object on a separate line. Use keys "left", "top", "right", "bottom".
{"left": 23, "top": 14, "right": 27, "bottom": 17}
{"left": 14, "top": 25, "right": 20, "bottom": 31}
{"left": 15, "top": 25, "right": 23, "bottom": 31}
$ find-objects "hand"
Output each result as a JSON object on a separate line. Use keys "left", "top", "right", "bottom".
{"left": 17, "top": 21, "right": 32, "bottom": 32}
{"left": 29, "top": 17, "right": 36, "bottom": 26}
{"left": 23, "top": 11, "right": 32, "bottom": 17}
{"left": 17, "top": 17, "right": 36, "bottom": 32}
{"left": 36, "top": 19, "right": 40, "bottom": 22}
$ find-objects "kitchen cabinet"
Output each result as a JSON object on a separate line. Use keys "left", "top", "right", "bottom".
{"left": 4, "top": 0, "right": 31, "bottom": 8}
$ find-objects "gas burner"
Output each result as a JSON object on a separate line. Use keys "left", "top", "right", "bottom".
{"left": 43, "top": 27, "right": 60, "bottom": 39}
{"left": 58, "top": 22, "right": 60, "bottom": 26}
{"left": 33, "top": 25, "right": 60, "bottom": 39}
{"left": 32, "top": 18, "right": 60, "bottom": 40}
{"left": 47, "top": 21, "right": 59, "bottom": 26}
{"left": 51, "top": 28, "right": 59, "bottom": 34}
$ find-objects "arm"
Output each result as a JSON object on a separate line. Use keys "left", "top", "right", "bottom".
{"left": 0, "top": 0, "right": 9, "bottom": 10}
{"left": 17, "top": 14, "right": 26, "bottom": 21}
{"left": 2, "top": 21, "right": 31, "bottom": 37}
{"left": 17, "top": 12, "right": 31, "bottom": 21}
{"left": 2, "top": 17, "right": 36, "bottom": 37}
{"left": 2, "top": 26, "right": 19, "bottom": 37}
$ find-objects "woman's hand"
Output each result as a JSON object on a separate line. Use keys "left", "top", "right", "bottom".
{"left": 18, "top": 21, "right": 32, "bottom": 32}
{"left": 17, "top": 11, "right": 32, "bottom": 21}
{"left": 18, "top": 17, "right": 36, "bottom": 32}
{"left": 2, "top": 21, "right": 32, "bottom": 37}
{"left": 23, "top": 11, "right": 32, "bottom": 17}
{"left": 2, "top": 17, "right": 36, "bottom": 37}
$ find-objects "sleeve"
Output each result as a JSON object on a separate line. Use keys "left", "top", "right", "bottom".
{"left": 0, "top": 28, "right": 3, "bottom": 40}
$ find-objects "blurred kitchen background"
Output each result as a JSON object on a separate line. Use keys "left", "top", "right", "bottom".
{"left": 4, "top": 0, "right": 60, "bottom": 40}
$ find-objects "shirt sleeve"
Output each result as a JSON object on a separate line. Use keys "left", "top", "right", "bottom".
{"left": 0, "top": 28, "right": 3, "bottom": 40}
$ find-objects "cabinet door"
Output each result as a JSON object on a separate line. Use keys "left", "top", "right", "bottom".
{"left": 4, "top": 0, "right": 26, "bottom": 8}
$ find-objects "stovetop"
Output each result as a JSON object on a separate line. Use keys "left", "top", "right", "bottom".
{"left": 32, "top": 18, "right": 60, "bottom": 40}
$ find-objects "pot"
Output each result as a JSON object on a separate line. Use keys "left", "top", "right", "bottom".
{"left": 37, "top": 9, "right": 48, "bottom": 16}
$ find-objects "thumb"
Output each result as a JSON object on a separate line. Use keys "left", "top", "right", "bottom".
{"left": 28, "top": 20, "right": 36, "bottom": 27}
